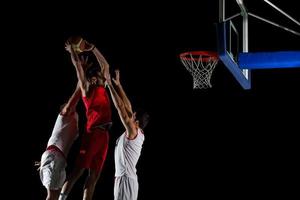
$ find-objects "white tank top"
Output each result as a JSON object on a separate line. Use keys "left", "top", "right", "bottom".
{"left": 114, "top": 128, "right": 145, "bottom": 178}
{"left": 47, "top": 113, "right": 79, "bottom": 157}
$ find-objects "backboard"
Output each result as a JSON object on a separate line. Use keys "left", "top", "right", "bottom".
{"left": 217, "top": 0, "right": 251, "bottom": 89}
{"left": 217, "top": 0, "right": 300, "bottom": 90}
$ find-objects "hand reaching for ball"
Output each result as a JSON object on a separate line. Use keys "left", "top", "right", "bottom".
{"left": 65, "top": 41, "right": 72, "bottom": 53}
{"left": 65, "top": 36, "right": 95, "bottom": 53}
{"left": 82, "top": 40, "right": 95, "bottom": 52}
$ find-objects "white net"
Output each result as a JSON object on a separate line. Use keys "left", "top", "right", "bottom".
{"left": 180, "top": 51, "right": 218, "bottom": 89}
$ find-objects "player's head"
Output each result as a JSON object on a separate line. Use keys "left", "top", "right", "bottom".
{"left": 133, "top": 109, "right": 150, "bottom": 130}
{"left": 86, "top": 67, "right": 104, "bottom": 86}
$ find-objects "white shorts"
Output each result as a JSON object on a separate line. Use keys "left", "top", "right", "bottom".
{"left": 114, "top": 175, "right": 139, "bottom": 200}
{"left": 39, "top": 149, "right": 67, "bottom": 190}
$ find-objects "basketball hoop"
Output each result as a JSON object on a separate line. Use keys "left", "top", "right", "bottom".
{"left": 179, "top": 51, "right": 219, "bottom": 89}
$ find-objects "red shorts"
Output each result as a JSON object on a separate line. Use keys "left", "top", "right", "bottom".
{"left": 76, "top": 129, "right": 109, "bottom": 173}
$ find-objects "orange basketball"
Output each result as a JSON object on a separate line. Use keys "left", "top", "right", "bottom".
{"left": 67, "top": 36, "right": 86, "bottom": 53}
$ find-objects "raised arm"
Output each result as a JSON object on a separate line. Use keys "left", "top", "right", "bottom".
{"left": 112, "top": 70, "right": 132, "bottom": 114}
{"left": 65, "top": 42, "right": 87, "bottom": 96}
{"left": 91, "top": 46, "right": 110, "bottom": 80}
{"left": 60, "top": 82, "right": 81, "bottom": 115}
{"left": 106, "top": 74, "right": 137, "bottom": 138}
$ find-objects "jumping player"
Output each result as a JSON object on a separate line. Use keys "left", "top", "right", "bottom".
{"left": 37, "top": 84, "right": 81, "bottom": 200}
{"left": 105, "top": 70, "right": 149, "bottom": 200}
{"left": 59, "top": 38, "right": 112, "bottom": 200}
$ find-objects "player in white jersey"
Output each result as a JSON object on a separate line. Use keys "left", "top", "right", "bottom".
{"left": 36, "top": 83, "right": 82, "bottom": 200}
{"left": 105, "top": 70, "right": 149, "bottom": 200}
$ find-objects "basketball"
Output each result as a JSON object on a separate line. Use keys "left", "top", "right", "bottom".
{"left": 67, "top": 36, "right": 86, "bottom": 53}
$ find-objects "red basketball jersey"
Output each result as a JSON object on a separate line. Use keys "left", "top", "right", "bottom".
{"left": 82, "top": 86, "right": 111, "bottom": 132}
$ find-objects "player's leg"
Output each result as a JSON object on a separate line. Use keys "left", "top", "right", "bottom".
{"left": 114, "top": 176, "right": 139, "bottom": 200}
{"left": 82, "top": 129, "right": 109, "bottom": 200}
{"left": 59, "top": 131, "right": 95, "bottom": 199}
{"left": 59, "top": 166, "right": 85, "bottom": 199}
{"left": 116, "top": 176, "right": 139, "bottom": 200}
{"left": 131, "top": 178, "right": 139, "bottom": 200}
{"left": 82, "top": 169, "right": 101, "bottom": 200}
{"left": 114, "top": 176, "right": 123, "bottom": 200}
{"left": 46, "top": 188, "right": 61, "bottom": 200}
{"left": 40, "top": 150, "right": 67, "bottom": 200}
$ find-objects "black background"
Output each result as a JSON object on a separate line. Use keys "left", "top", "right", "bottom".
{"left": 14, "top": 0, "right": 299, "bottom": 199}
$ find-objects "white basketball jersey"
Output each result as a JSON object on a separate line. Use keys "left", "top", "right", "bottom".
{"left": 47, "top": 113, "right": 79, "bottom": 157}
{"left": 114, "top": 129, "right": 144, "bottom": 178}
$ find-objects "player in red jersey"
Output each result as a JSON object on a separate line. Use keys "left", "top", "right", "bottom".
{"left": 59, "top": 38, "right": 112, "bottom": 200}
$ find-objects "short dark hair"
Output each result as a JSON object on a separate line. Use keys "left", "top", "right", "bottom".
{"left": 135, "top": 109, "right": 150, "bottom": 130}
{"left": 86, "top": 67, "right": 101, "bottom": 79}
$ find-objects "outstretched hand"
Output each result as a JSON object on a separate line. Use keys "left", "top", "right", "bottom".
{"left": 34, "top": 161, "right": 41, "bottom": 171}
{"left": 104, "top": 72, "right": 112, "bottom": 85}
{"left": 112, "top": 70, "right": 121, "bottom": 86}
{"left": 83, "top": 40, "right": 95, "bottom": 52}
{"left": 60, "top": 104, "right": 70, "bottom": 116}
{"left": 65, "top": 41, "right": 72, "bottom": 53}
{"left": 65, "top": 38, "right": 94, "bottom": 53}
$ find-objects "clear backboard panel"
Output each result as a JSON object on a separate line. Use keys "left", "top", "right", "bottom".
{"left": 217, "top": 0, "right": 251, "bottom": 89}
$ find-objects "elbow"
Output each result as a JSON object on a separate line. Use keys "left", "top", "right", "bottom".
{"left": 78, "top": 81, "right": 86, "bottom": 90}
{"left": 101, "top": 61, "right": 109, "bottom": 69}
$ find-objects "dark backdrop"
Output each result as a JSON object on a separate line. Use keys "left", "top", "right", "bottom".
{"left": 19, "top": 0, "right": 300, "bottom": 199}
